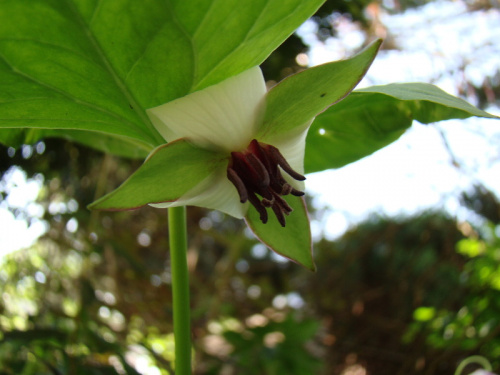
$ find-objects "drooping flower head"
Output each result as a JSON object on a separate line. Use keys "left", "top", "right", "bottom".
{"left": 227, "top": 139, "right": 305, "bottom": 226}
{"left": 89, "top": 40, "right": 382, "bottom": 269}
{"left": 146, "top": 67, "right": 311, "bottom": 227}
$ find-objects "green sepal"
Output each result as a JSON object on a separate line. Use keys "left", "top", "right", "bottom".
{"left": 259, "top": 39, "right": 382, "bottom": 139}
{"left": 88, "top": 139, "right": 225, "bottom": 210}
{"left": 245, "top": 196, "right": 315, "bottom": 271}
{"left": 305, "top": 82, "right": 499, "bottom": 173}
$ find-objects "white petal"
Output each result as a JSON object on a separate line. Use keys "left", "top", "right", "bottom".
{"left": 150, "top": 166, "right": 248, "bottom": 219}
{"left": 147, "top": 67, "right": 267, "bottom": 152}
{"left": 262, "top": 120, "right": 313, "bottom": 190}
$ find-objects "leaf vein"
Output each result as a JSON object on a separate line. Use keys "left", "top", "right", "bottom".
{"left": 89, "top": 0, "right": 103, "bottom": 28}
{"left": 0, "top": 37, "right": 99, "bottom": 67}
{"left": 192, "top": 0, "right": 217, "bottom": 38}
{"left": 192, "top": 1, "right": 268, "bottom": 90}
{"left": 164, "top": 0, "right": 198, "bottom": 92}
{"left": 62, "top": 0, "right": 163, "bottom": 145}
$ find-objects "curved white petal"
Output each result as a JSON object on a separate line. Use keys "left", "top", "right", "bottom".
{"left": 261, "top": 120, "right": 313, "bottom": 190}
{"left": 150, "top": 166, "right": 248, "bottom": 219}
{"left": 147, "top": 67, "right": 267, "bottom": 152}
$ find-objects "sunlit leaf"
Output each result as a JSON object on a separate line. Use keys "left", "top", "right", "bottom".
{"left": 0, "top": 0, "right": 325, "bottom": 155}
{"left": 457, "top": 238, "right": 486, "bottom": 258}
{"left": 357, "top": 83, "right": 498, "bottom": 122}
{"left": 413, "top": 306, "right": 436, "bottom": 322}
{"left": 305, "top": 83, "right": 499, "bottom": 173}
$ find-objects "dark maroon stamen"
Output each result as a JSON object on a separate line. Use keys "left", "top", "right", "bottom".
{"left": 227, "top": 139, "right": 305, "bottom": 227}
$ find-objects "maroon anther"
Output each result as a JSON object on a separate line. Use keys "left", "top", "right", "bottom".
{"left": 227, "top": 139, "right": 305, "bottom": 227}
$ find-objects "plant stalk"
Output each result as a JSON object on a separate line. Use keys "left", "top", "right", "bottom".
{"left": 168, "top": 206, "right": 191, "bottom": 374}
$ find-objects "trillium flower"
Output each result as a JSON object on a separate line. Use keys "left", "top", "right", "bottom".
{"left": 89, "top": 40, "right": 382, "bottom": 269}
{"left": 146, "top": 66, "right": 310, "bottom": 228}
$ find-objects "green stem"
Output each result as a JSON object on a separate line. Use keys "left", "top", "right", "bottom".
{"left": 168, "top": 206, "right": 191, "bottom": 374}
{"left": 454, "top": 355, "right": 493, "bottom": 375}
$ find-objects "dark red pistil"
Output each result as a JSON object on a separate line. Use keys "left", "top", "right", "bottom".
{"left": 227, "top": 139, "right": 305, "bottom": 227}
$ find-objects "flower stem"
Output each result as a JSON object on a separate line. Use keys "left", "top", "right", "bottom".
{"left": 168, "top": 206, "right": 191, "bottom": 374}
{"left": 454, "top": 355, "right": 492, "bottom": 375}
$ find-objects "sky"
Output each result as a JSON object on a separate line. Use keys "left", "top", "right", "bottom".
{"left": 0, "top": 166, "right": 47, "bottom": 255}
{"left": 297, "top": 0, "right": 500, "bottom": 239}
{"left": 1, "top": 0, "right": 499, "bottom": 255}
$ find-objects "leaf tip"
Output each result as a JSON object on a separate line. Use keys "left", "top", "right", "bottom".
{"left": 86, "top": 198, "right": 111, "bottom": 211}
{"left": 86, "top": 195, "right": 145, "bottom": 212}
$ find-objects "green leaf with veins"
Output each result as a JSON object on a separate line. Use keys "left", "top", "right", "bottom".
{"left": 0, "top": 0, "right": 325, "bottom": 154}
{"left": 305, "top": 82, "right": 499, "bottom": 173}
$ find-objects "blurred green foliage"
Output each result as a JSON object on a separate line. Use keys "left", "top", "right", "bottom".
{"left": 404, "top": 222, "right": 500, "bottom": 367}
{"left": 1, "top": 138, "right": 500, "bottom": 374}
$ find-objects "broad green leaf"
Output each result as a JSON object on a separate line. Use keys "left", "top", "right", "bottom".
{"left": 356, "top": 83, "right": 499, "bottom": 122}
{"left": 304, "top": 93, "right": 409, "bottom": 173}
{"left": 0, "top": 0, "right": 325, "bottom": 156}
{"left": 305, "top": 83, "right": 499, "bottom": 174}
{"left": 89, "top": 139, "right": 225, "bottom": 210}
{"left": 41, "top": 130, "right": 151, "bottom": 159}
{"left": 0, "top": 128, "right": 27, "bottom": 149}
{"left": 245, "top": 196, "right": 314, "bottom": 270}
{"left": 259, "top": 39, "right": 382, "bottom": 139}
{"left": 0, "top": 128, "right": 151, "bottom": 159}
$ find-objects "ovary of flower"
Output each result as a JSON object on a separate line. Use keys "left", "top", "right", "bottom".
{"left": 146, "top": 67, "right": 311, "bottom": 226}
